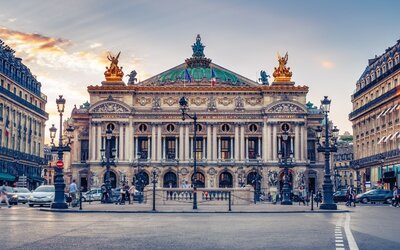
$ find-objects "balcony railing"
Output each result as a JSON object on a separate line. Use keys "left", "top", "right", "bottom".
{"left": 350, "top": 149, "right": 400, "bottom": 168}
{"left": 0, "top": 146, "right": 47, "bottom": 165}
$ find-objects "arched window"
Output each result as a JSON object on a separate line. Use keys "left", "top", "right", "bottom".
{"left": 246, "top": 171, "right": 262, "bottom": 188}
{"left": 163, "top": 172, "right": 177, "bottom": 188}
{"left": 191, "top": 172, "right": 205, "bottom": 188}
{"left": 219, "top": 172, "right": 233, "bottom": 188}
{"left": 104, "top": 171, "right": 117, "bottom": 188}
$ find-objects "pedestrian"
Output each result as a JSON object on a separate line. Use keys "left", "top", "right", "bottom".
{"left": 116, "top": 183, "right": 125, "bottom": 205}
{"left": 350, "top": 186, "right": 356, "bottom": 207}
{"left": 69, "top": 180, "right": 78, "bottom": 207}
{"left": 0, "top": 184, "right": 11, "bottom": 208}
{"left": 124, "top": 182, "right": 131, "bottom": 204}
{"left": 315, "top": 190, "right": 322, "bottom": 207}
{"left": 267, "top": 192, "right": 272, "bottom": 202}
{"left": 101, "top": 184, "right": 108, "bottom": 203}
{"left": 345, "top": 186, "right": 351, "bottom": 207}
{"left": 129, "top": 182, "right": 136, "bottom": 204}
{"left": 298, "top": 192, "right": 306, "bottom": 206}
{"left": 392, "top": 186, "right": 399, "bottom": 207}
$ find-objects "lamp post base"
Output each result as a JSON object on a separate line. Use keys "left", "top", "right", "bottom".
{"left": 320, "top": 203, "right": 337, "bottom": 210}
{"left": 51, "top": 202, "right": 68, "bottom": 209}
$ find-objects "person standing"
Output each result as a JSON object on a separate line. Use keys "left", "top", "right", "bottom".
{"left": 124, "top": 182, "right": 130, "bottom": 204}
{"left": 392, "top": 186, "right": 399, "bottom": 207}
{"left": 129, "top": 182, "right": 136, "bottom": 204}
{"left": 0, "top": 184, "right": 11, "bottom": 208}
{"left": 69, "top": 180, "right": 78, "bottom": 207}
{"left": 101, "top": 184, "right": 108, "bottom": 203}
{"left": 350, "top": 186, "right": 356, "bottom": 207}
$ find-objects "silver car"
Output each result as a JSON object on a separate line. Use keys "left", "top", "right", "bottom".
{"left": 13, "top": 187, "right": 31, "bottom": 204}
{"left": 28, "top": 185, "right": 55, "bottom": 207}
{"left": 82, "top": 188, "right": 102, "bottom": 201}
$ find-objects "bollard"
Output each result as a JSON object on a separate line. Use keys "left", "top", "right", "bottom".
{"left": 228, "top": 192, "right": 232, "bottom": 212}
{"left": 311, "top": 191, "right": 314, "bottom": 211}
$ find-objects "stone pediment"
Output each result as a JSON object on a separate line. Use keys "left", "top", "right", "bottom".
{"left": 89, "top": 98, "right": 132, "bottom": 114}
{"left": 265, "top": 101, "right": 307, "bottom": 114}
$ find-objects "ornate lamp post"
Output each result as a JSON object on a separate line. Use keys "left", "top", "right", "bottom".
{"left": 151, "top": 168, "right": 158, "bottom": 211}
{"left": 252, "top": 155, "right": 262, "bottom": 203}
{"left": 100, "top": 127, "right": 116, "bottom": 203}
{"left": 315, "top": 96, "right": 339, "bottom": 210}
{"left": 50, "top": 95, "right": 74, "bottom": 209}
{"left": 278, "top": 125, "right": 293, "bottom": 205}
{"left": 135, "top": 155, "right": 146, "bottom": 204}
{"left": 179, "top": 96, "right": 198, "bottom": 210}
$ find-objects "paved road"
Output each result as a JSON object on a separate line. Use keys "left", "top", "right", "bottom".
{"left": 0, "top": 203, "right": 398, "bottom": 250}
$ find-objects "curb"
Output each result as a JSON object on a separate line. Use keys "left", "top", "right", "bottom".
{"left": 39, "top": 208, "right": 350, "bottom": 214}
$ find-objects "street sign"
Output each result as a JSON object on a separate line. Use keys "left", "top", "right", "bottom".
{"left": 56, "top": 160, "right": 64, "bottom": 169}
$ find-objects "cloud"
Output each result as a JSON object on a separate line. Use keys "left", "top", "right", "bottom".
{"left": 320, "top": 60, "right": 335, "bottom": 69}
{"left": 89, "top": 42, "right": 102, "bottom": 48}
{"left": 7, "top": 18, "right": 16, "bottom": 22}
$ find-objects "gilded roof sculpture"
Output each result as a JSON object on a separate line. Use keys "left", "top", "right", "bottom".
{"left": 272, "top": 52, "right": 292, "bottom": 82}
{"left": 104, "top": 51, "right": 124, "bottom": 82}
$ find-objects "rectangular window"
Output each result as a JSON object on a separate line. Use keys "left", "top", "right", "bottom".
{"left": 307, "top": 140, "right": 316, "bottom": 162}
{"left": 0, "top": 79, "right": 3, "bottom": 88}
{"left": 80, "top": 140, "right": 89, "bottom": 162}
{"left": 7, "top": 83, "right": 10, "bottom": 90}
{"left": 13, "top": 87, "right": 16, "bottom": 94}
{"left": 138, "top": 137, "right": 148, "bottom": 159}
{"left": 0, "top": 103, "right": 3, "bottom": 121}
{"left": 0, "top": 129, "right": 2, "bottom": 147}
{"left": 196, "top": 137, "right": 203, "bottom": 160}
{"left": 221, "top": 137, "right": 231, "bottom": 160}
{"left": 165, "top": 137, "right": 176, "bottom": 159}
{"left": 248, "top": 138, "right": 258, "bottom": 159}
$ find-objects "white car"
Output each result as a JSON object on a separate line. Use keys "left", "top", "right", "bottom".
{"left": 82, "top": 188, "right": 102, "bottom": 201}
{"left": 13, "top": 187, "right": 31, "bottom": 204}
{"left": 28, "top": 185, "right": 55, "bottom": 207}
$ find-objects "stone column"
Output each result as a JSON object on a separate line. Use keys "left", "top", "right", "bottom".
{"left": 207, "top": 125, "right": 212, "bottom": 160}
{"left": 240, "top": 125, "right": 245, "bottom": 160}
{"left": 151, "top": 125, "right": 156, "bottom": 161}
{"left": 234, "top": 125, "right": 239, "bottom": 161}
{"left": 212, "top": 125, "right": 217, "bottom": 161}
{"left": 230, "top": 137, "right": 234, "bottom": 160}
{"left": 129, "top": 122, "right": 134, "bottom": 162}
{"left": 295, "top": 124, "right": 300, "bottom": 162}
{"left": 119, "top": 123, "right": 124, "bottom": 160}
{"left": 162, "top": 137, "right": 166, "bottom": 160}
{"left": 97, "top": 123, "right": 102, "bottom": 161}
{"left": 218, "top": 137, "right": 221, "bottom": 160}
{"left": 157, "top": 125, "right": 162, "bottom": 161}
{"left": 175, "top": 137, "right": 179, "bottom": 160}
{"left": 90, "top": 123, "right": 96, "bottom": 161}
{"left": 262, "top": 122, "right": 268, "bottom": 161}
{"left": 258, "top": 137, "right": 261, "bottom": 157}
{"left": 185, "top": 125, "right": 190, "bottom": 161}
{"left": 179, "top": 124, "right": 184, "bottom": 161}
{"left": 245, "top": 137, "right": 249, "bottom": 160}
{"left": 272, "top": 124, "right": 277, "bottom": 161}
{"left": 147, "top": 137, "right": 151, "bottom": 160}
{"left": 125, "top": 123, "right": 130, "bottom": 161}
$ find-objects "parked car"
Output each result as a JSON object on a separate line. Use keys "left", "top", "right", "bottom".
{"left": 333, "top": 190, "right": 348, "bottom": 203}
{"left": 1, "top": 186, "right": 18, "bottom": 205}
{"left": 13, "top": 187, "right": 31, "bottom": 204}
{"left": 82, "top": 188, "right": 102, "bottom": 202}
{"left": 356, "top": 189, "right": 393, "bottom": 204}
{"left": 28, "top": 185, "right": 55, "bottom": 207}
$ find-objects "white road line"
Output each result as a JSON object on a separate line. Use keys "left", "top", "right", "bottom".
{"left": 345, "top": 213, "right": 359, "bottom": 250}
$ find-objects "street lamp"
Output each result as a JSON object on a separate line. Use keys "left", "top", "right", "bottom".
{"left": 135, "top": 153, "right": 146, "bottom": 204}
{"left": 179, "top": 96, "right": 198, "bottom": 210}
{"left": 278, "top": 125, "right": 293, "bottom": 205}
{"left": 316, "top": 96, "right": 339, "bottom": 210}
{"left": 151, "top": 169, "right": 158, "bottom": 211}
{"left": 50, "top": 95, "right": 74, "bottom": 209}
{"left": 252, "top": 155, "right": 262, "bottom": 204}
{"left": 100, "top": 127, "right": 116, "bottom": 203}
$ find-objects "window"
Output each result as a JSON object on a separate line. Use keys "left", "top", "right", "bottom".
{"left": 0, "top": 103, "right": 3, "bottom": 121}
{"left": 165, "top": 137, "right": 176, "bottom": 159}
{"left": 195, "top": 137, "right": 203, "bottom": 159}
{"left": 249, "top": 124, "right": 258, "bottom": 132}
{"left": 80, "top": 140, "right": 89, "bottom": 162}
{"left": 13, "top": 87, "right": 16, "bottom": 94}
{"left": 19, "top": 91, "right": 22, "bottom": 98}
{"left": 248, "top": 138, "right": 258, "bottom": 159}
{"left": 221, "top": 138, "right": 231, "bottom": 159}
{"left": 7, "top": 83, "right": 10, "bottom": 90}
{"left": 106, "top": 123, "right": 115, "bottom": 131}
{"left": 139, "top": 124, "right": 147, "bottom": 132}
{"left": 0, "top": 79, "right": 3, "bottom": 88}
{"left": 138, "top": 137, "right": 148, "bottom": 159}
{"left": 221, "top": 124, "right": 230, "bottom": 132}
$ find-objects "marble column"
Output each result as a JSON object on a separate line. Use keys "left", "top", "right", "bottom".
{"left": 129, "top": 122, "right": 134, "bottom": 162}
{"left": 157, "top": 125, "right": 162, "bottom": 160}
{"left": 212, "top": 125, "right": 217, "bottom": 161}
{"left": 262, "top": 122, "right": 268, "bottom": 161}
{"left": 97, "top": 123, "right": 102, "bottom": 161}
{"left": 245, "top": 137, "right": 248, "bottom": 160}
{"left": 272, "top": 124, "right": 277, "bottom": 161}
{"left": 230, "top": 137, "right": 234, "bottom": 160}
{"left": 175, "top": 137, "right": 179, "bottom": 160}
{"left": 90, "top": 123, "right": 96, "bottom": 161}
{"left": 207, "top": 125, "right": 212, "bottom": 160}
{"left": 151, "top": 125, "right": 156, "bottom": 161}
{"left": 125, "top": 124, "right": 130, "bottom": 161}
{"left": 179, "top": 124, "right": 184, "bottom": 161}
{"left": 162, "top": 137, "right": 166, "bottom": 160}
{"left": 119, "top": 123, "right": 124, "bottom": 160}
{"left": 240, "top": 125, "right": 245, "bottom": 160}
{"left": 147, "top": 137, "right": 151, "bottom": 160}
{"left": 301, "top": 125, "right": 307, "bottom": 161}
{"left": 234, "top": 125, "right": 239, "bottom": 161}
{"left": 295, "top": 124, "right": 300, "bottom": 162}
{"left": 185, "top": 125, "right": 190, "bottom": 160}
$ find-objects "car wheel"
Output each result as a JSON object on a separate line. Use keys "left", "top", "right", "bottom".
{"left": 22, "top": 202, "right": 26, "bottom": 204}
{"left": 82, "top": 197, "right": 86, "bottom": 202}
{"left": 39, "top": 205, "right": 43, "bottom": 207}
{"left": 361, "top": 197, "right": 369, "bottom": 204}
{"left": 385, "top": 198, "right": 392, "bottom": 204}
{"left": 29, "top": 204, "right": 34, "bottom": 207}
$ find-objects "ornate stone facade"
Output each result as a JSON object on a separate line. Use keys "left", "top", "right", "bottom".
{"left": 67, "top": 36, "right": 326, "bottom": 196}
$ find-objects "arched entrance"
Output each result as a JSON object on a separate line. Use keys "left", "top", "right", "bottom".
{"left": 191, "top": 172, "right": 205, "bottom": 188}
{"left": 247, "top": 171, "right": 262, "bottom": 188}
{"left": 308, "top": 170, "right": 317, "bottom": 193}
{"left": 103, "top": 171, "right": 117, "bottom": 188}
{"left": 219, "top": 171, "right": 233, "bottom": 188}
{"left": 279, "top": 170, "right": 293, "bottom": 192}
{"left": 133, "top": 172, "right": 150, "bottom": 191}
{"left": 163, "top": 172, "right": 177, "bottom": 188}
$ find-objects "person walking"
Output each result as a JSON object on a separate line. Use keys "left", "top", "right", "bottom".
{"left": 101, "top": 184, "right": 108, "bottom": 203}
{"left": 129, "top": 182, "right": 136, "bottom": 204}
{"left": 0, "top": 184, "right": 11, "bottom": 208}
{"left": 345, "top": 186, "right": 351, "bottom": 207}
{"left": 69, "top": 180, "right": 78, "bottom": 207}
{"left": 124, "top": 182, "right": 130, "bottom": 204}
{"left": 350, "top": 186, "right": 356, "bottom": 207}
{"left": 392, "top": 186, "right": 399, "bottom": 207}
{"left": 116, "top": 183, "right": 125, "bottom": 205}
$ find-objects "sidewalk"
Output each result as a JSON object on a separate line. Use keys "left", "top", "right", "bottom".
{"left": 40, "top": 201, "right": 350, "bottom": 213}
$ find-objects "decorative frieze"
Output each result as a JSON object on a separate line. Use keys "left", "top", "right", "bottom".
{"left": 245, "top": 97, "right": 262, "bottom": 106}
{"left": 190, "top": 96, "right": 207, "bottom": 106}
{"left": 136, "top": 97, "right": 151, "bottom": 106}
{"left": 218, "top": 97, "right": 234, "bottom": 106}
{"left": 163, "top": 96, "right": 178, "bottom": 106}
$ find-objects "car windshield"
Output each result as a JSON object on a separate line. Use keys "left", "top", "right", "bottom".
{"left": 14, "top": 188, "right": 30, "bottom": 193}
{"left": 35, "top": 186, "right": 55, "bottom": 192}
{"left": 4, "top": 186, "right": 13, "bottom": 192}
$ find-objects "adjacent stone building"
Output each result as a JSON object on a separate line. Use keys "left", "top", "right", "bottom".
{"left": 0, "top": 40, "right": 48, "bottom": 189}
{"left": 68, "top": 35, "right": 327, "bottom": 195}
{"left": 332, "top": 132, "right": 355, "bottom": 191}
{"left": 350, "top": 39, "right": 400, "bottom": 191}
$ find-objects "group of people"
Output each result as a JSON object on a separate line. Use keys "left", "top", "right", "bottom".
{"left": 345, "top": 186, "right": 357, "bottom": 207}
{"left": 100, "top": 182, "right": 138, "bottom": 205}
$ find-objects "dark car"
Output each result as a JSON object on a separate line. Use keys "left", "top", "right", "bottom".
{"left": 333, "top": 190, "right": 348, "bottom": 203}
{"left": 356, "top": 189, "right": 393, "bottom": 204}
{"left": 1, "top": 186, "right": 19, "bottom": 205}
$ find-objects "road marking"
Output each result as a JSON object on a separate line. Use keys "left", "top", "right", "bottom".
{"left": 345, "top": 213, "right": 359, "bottom": 250}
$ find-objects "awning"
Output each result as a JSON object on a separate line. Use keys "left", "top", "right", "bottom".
{"left": 391, "top": 131, "right": 399, "bottom": 140}
{"left": 384, "top": 135, "right": 391, "bottom": 143}
{"left": 389, "top": 104, "right": 399, "bottom": 113}
{"left": 377, "top": 109, "right": 387, "bottom": 118}
{"left": 377, "top": 136, "right": 386, "bottom": 144}
{"left": 0, "top": 173, "right": 16, "bottom": 181}
{"left": 382, "top": 107, "right": 391, "bottom": 117}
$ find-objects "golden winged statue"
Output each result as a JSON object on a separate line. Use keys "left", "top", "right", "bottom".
{"left": 104, "top": 51, "right": 124, "bottom": 82}
{"left": 273, "top": 52, "right": 292, "bottom": 82}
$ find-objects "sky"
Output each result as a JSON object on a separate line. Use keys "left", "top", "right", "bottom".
{"left": 1, "top": 0, "right": 399, "bottom": 143}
